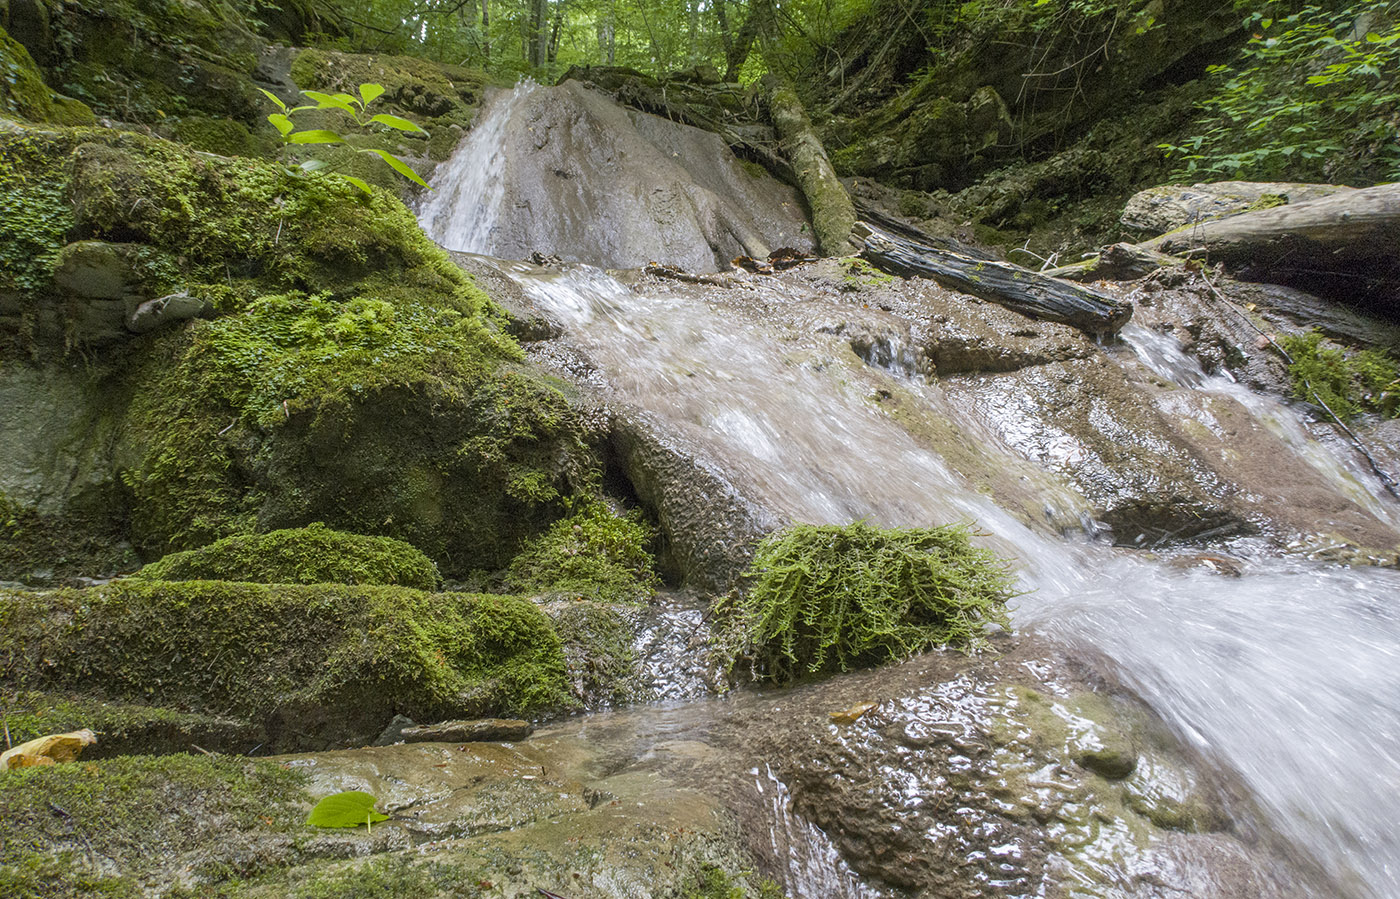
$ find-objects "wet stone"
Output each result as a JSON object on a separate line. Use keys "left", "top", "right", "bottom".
{"left": 399, "top": 718, "right": 533, "bottom": 743}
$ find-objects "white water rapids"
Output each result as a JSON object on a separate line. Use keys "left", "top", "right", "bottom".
{"left": 422, "top": 84, "right": 1400, "bottom": 898}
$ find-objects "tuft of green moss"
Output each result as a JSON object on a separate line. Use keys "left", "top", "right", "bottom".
{"left": 0, "top": 754, "right": 307, "bottom": 899}
{"left": 1280, "top": 329, "right": 1400, "bottom": 420}
{"left": 506, "top": 501, "right": 659, "bottom": 603}
{"left": 715, "top": 521, "right": 1018, "bottom": 684}
{"left": 1, "top": 580, "right": 571, "bottom": 749}
{"left": 681, "top": 865, "right": 786, "bottom": 899}
{"left": 133, "top": 523, "right": 441, "bottom": 590}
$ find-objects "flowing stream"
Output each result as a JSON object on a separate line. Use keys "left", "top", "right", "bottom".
{"left": 422, "top": 83, "right": 1400, "bottom": 898}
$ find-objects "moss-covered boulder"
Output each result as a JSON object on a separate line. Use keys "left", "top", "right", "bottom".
{"left": 0, "top": 581, "right": 571, "bottom": 749}
{"left": 1, "top": 124, "right": 601, "bottom": 578}
{"left": 0, "top": 26, "right": 94, "bottom": 126}
{"left": 134, "top": 524, "right": 441, "bottom": 589}
{"left": 0, "top": 688, "right": 263, "bottom": 756}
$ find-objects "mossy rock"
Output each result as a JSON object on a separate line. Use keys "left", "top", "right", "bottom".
{"left": 134, "top": 524, "right": 441, "bottom": 590}
{"left": 0, "top": 26, "right": 95, "bottom": 126}
{"left": 0, "top": 753, "right": 309, "bottom": 898}
{"left": 0, "top": 580, "right": 571, "bottom": 749}
{"left": 547, "top": 599, "right": 642, "bottom": 706}
{"left": 41, "top": 0, "right": 262, "bottom": 127}
{"left": 0, "top": 124, "right": 601, "bottom": 573}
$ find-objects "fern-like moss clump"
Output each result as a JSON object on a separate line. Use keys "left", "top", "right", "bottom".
{"left": 506, "top": 501, "right": 659, "bottom": 603}
{"left": 1280, "top": 329, "right": 1399, "bottom": 420}
{"left": 133, "top": 523, "right": 441, "bottom": 589}
{"left": 717, "top": 521, "right": 1017, "bottom": 683}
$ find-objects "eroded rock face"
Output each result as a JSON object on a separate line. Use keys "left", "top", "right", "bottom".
{"left": 419, "top": 80, "right": 814, "bottom": 272}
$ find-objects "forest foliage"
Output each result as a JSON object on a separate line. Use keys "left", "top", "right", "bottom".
{"left": 286, "top": 0, "right": 1397, "bottom": 185}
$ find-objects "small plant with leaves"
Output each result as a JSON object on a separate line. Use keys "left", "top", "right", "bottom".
{"left": 714, "top": 521, "right": 1019, "bottom": 684}
{"left": 259, "top": 83, "right": 431, "bottom": 193}
{"left": 306, "top": 790, "right": 391, "bottom": 829}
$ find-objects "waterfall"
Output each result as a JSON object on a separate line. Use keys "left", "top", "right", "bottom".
{"left": 423, "top": 83, "right": 1400, "bottom": 898}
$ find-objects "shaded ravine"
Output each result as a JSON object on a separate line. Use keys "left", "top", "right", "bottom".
{"left": 421, "top": 82, "right": 1400, "bottom": 898}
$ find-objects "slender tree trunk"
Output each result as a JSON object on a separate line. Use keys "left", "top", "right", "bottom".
{"left": 547, "top": 0, "right": 566, "bottom": 63}
{"left": 725, "top": 0, "right": 774, "bottom": 82}
{"left": 688, "top": 0, "right": 700, "bottom": 65}
{"left": 597, "top": 0, "right": 615, "bottom": 64}
{"left": 715, "top": 0, "right": 734, "bottom": 60}
{"left": 528, "top": 0, "right": 549, "bottom": 67}
{"left": 481, "top": 0, "right": 491, "bottom": 61}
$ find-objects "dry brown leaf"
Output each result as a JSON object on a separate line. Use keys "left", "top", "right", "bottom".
{"left": 1, "top": 729, "right": 98, "bottom": 770}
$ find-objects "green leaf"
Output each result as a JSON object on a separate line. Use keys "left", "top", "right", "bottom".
{"left": 257, "top": 87, "right": 287, "bottom": 113}
{"left": 299, "top": 159, "right": 329, "bottom": 172}
{"left": 302, "top": 91, "right": 358, "bottom": 115}
{"left": 268, "top": 113, "right": 295, "bottom": 137}
{"left": 361, "top": 148, "right": 430, "bottom": 188}
{"left": 306, "top": 791, "right": 390, "bottom": 828}
{"left": 288, "top": 130, "right": 346, "bottom": 145}
{"left": 370, "top": 113, "right": 428, "bottom": 134}
{"left": 341, "top": 175, "right": 373, "bottom": 194}
{"left": 359, "top": 83, "right": 386, "bottom": 106}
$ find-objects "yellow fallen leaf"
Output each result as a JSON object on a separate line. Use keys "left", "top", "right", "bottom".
{"left": 1, "top": 729, "right": 98, "bottom": 770}
{"left": 829, "top": 702, "right": 879, "bottom": 725}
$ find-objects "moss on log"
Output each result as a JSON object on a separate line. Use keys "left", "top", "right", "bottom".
{"left": 763, "top": 73, "right": 856, "bottom": 256}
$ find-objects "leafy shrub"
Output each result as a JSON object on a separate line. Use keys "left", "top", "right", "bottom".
{"left": 1280, "top": 329, "right": 1400, "bottom": 419}
{"left": 506, "top": 501, "right": 659, "bottom": 603}
{"left": 1161, "top": 1, "right": 1400, "bottom": 183}
{"left": 715, "top": 521, "right": 1018, "bottom": 683}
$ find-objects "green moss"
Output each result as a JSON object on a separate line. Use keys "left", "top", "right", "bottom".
{"left": 681, "top": 865, "right": 786, "bottom": 899}
{"left": 506, "top": 500, "right": 659, "bottom": 603}
{"left": 206, "top": 855, "right": 488, "bottom": 899}
{"left": 0, "top": 754, "right": 306, "bottom": 898}
{"left": 1, "top": 581, "right": 571, "bottom": 747}
{"left": 133, "top": 523, "right": 441, "bottom": 589}
{"left": 715, "top": 521, "right": 1019, "bottom": 684}
{"left": 0, "top": 490, "right": 138, "bottom": 583}
{"left": 549, "top": 600, "right": 640, "bottom": 706}
{"left": 1280, "top": 329, "right": 1400, "bottom": 420}
{"left": 839, "top": 257, "right": 895, "bottom": 290}
{"left": 0, "top": 27, "right": 94, "bottom": 127}
{"left": 0, "top": 128, "right": 75, "bottom": 292}
{"left": 0, "top": 689, "right": 261, "bottom": 756}
{"left": 169, "top": 115, "right": 270, "bottom": 158}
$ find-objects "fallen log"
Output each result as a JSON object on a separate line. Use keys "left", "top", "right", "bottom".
{"left": 854, "top": 222, "right": 1133, "bottom": 333}
{"left": 763, "top": 72, "right": 856, "bottom": 256}
{"left": 1140, "top": 182, "right": 1400, "bottom": 300}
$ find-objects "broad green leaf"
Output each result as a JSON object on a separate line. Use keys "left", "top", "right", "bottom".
{"left": 306, "top": 791, "right": 390, "bottom": 828}
{"left": 362, "top": 148, "right": 430, "bottom": 188}
{"left": 302, "top": 90, "right": 358, "bottom": 115}
{"left": 359, "top": 83, "right": 385, "bottom": 105}
{"left": 257, "top": 87, "right": 287, "bottom": 113}
{"left": 341, "top": 175, "right": 373, "bottom": 194}
{"left": 268, "top": 113, "right": 295, "bottom": 137}
{"left": 370, "top": 113, "right": 428, "bottom": 134}
{"left": 288, "top": 130, "right": 346, "bottom": 145}
{"left": 299, "top": 158, "right": 329, "bottom": 172}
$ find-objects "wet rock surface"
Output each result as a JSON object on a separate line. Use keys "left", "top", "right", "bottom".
{"left": 1121, "top": 181, "right": 1354, "bottom": 235}
{"left": 420, "top": 80, "right": 814, "bottom": 273}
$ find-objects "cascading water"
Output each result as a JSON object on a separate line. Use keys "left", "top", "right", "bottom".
{"left": 423, "top": 82, "right": 1400, "bottom": 898}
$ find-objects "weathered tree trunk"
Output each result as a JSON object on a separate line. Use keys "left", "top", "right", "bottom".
{"left": 764, "top": 72, "right": 856, "bottom": 256}
{"left": 1141, "top": 183, "right": 1400, "bottom": 283}
{"left": 855, "top": 223, "right": 1133, "bottom": 333}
